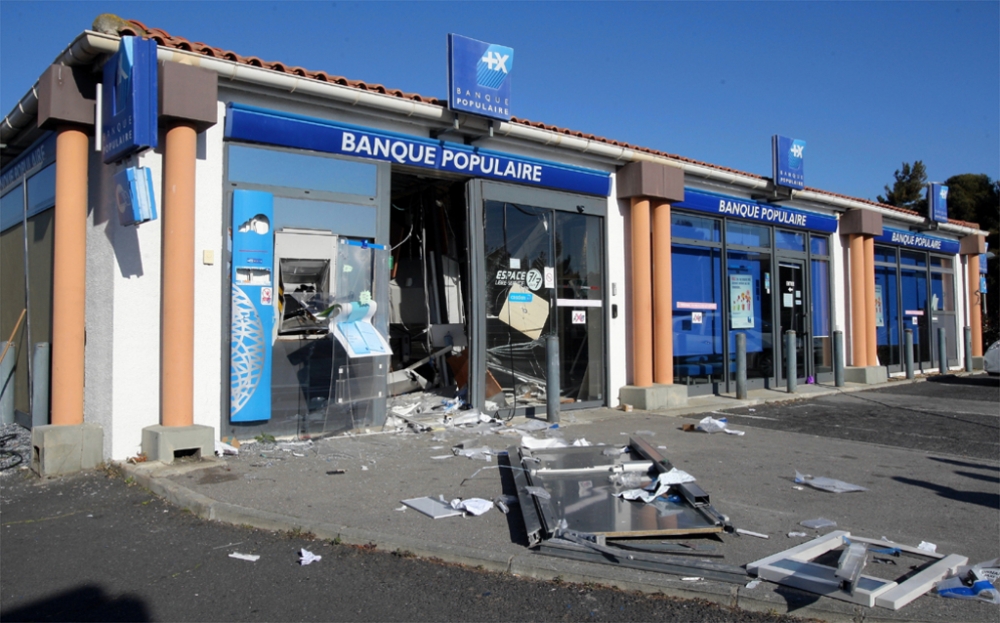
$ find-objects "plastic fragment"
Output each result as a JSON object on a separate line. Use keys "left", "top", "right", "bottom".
{"left": 525, "top": 486, "right": 551, "bottom": 500}
{"left": 787, "top": 531, "right": 808, "bottom": 538}
{"left": 745, "top": 579, "right": 762, "bottom": 589}
{"left": 794, "top": 470, "right": 867, "bottom": 493}
{"left": 696, "top": 416, "right": 744, "bottom": 436}
{"left": 736, "top": 528, "right": 769, "bottom": 539}
{"left": 918, "top": 541, "right": 937, "bottom": 554}
{"left": 449, "top": 497, "right": 493, "bottom": 516}
{"left": 681, "top": 577, "right": 702, "bottom": 582}
{"left": 799, "top": 517, "right": 837, "bottom": 529}
{"left": 299, "top": 548, "right": 322, "bottom": 565}
{"left": 229, "top": 552, "right": 259, "bottom": 562}
{"left": 936, "top": 576, "right": 1000, "bottom": 603}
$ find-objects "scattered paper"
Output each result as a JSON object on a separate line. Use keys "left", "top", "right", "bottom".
{"left": 520, "top": 436, "right": 569, "bottom": 449}
{"left": 794, "top": 470, "right": 867, "bottom": 493}
{"left": 299, "top": 548, "right": 322, "bottom": 565}
{"left": 918, "top": 541, "right": 938, "bottom": 554}
{"left": 450, "top": 498, "right": 493, "bottom": 516}
{"left": 681, "top": 577, "right": 702, "bottom": 582}
{"left": 616, "top": 468, "right": 694, "bottom": 503}
{"left": 229, "top": 552, "right": 259, "bottom": 562}
{"left": 787, "top": 531, "right": 808, "bottom": 538}
{"left": 745, "top": 579, "right": 762, "bottom": 589}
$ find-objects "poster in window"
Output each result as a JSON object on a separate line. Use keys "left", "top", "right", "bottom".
{"left": 730, "top": 274, "right": 754, "bottom": 329}
{"left": 874, "top": 284, "right": 884, "bottom": 327}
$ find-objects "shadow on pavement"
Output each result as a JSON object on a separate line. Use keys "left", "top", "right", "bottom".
{"left": 773, "top": 585, "right": 821, "bottom": 613}
{"left": 0, "top": 585, "right": 150, "bottom": 622}
{"left": 955, "top": 470, "right": 1000, "bottom": 484}
{"left": 926, "top": 374, "right": 1000, "bottom": 388}
{"left": 498, "top": 452, "right": 531, "bottom": 547}
{"left": 892, "top": 476, "right": 1000, "bottom": 510}
{"left": 929, "top": 456, "right": 1000, "bottom": 472}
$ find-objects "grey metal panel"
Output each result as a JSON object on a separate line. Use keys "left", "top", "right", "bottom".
{"left": 466, "top": 180, "right": 487, "bottom": 412}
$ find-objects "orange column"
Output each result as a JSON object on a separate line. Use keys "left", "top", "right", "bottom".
{"left": 863, "top": 236, "right": 878, "bottom": 366}
{"left": 161, "top": 123, "right": 197, "bottom": 427}
{"left": 968, "top": 254, "right": 983, "bottom": 357}
{"left": 631, "top": 197, "right": 653, "bottom": 387}
{"left": 652, "top": 200, "right": 673, "bottom": 385}
{"left": 50, "top": 127, "right": 89, "bottom": 426}
{"left": 849, "top": 234, "right": 867, "bottom": 367}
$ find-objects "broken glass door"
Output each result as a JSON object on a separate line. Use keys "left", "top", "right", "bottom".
{"left": 476, "top": 188, "right": 606, "bottom": 416}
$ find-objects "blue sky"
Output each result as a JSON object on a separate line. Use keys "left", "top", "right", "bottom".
{"left": 2, "top": 1, "right": 997, "bottom": 202}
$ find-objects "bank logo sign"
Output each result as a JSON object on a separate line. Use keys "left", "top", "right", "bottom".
{"left": 929, "top": 182, "right": 949, "bottom": 223}
{"left": 772, "top": 135, "right": 805, "bottom": 190}
{"left": 448, "top": 34, "right": 513, "bottom": 121}
{"left": 101, "top": 36, "right": 158, "bottom": 164}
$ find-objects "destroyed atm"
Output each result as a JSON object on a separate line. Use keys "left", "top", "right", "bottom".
{"left": 229, "top": 189, "right": 391, "bottom": 428}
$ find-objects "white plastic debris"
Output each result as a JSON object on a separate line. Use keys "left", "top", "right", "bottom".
{"left": 229, "top": 552, "right": 259, "bottom": 562}
{"left": 513, "top": 419, "right": 551, "bottom": 432}
{"left": 918, "top": 541, "right": 938, "bottom": 554}
{"left": 299, "top": 548, "right": 322, "bottom": 566}
{"left": 736, "top": 528, "right": 769, "bottom": 539}
{"left": 799, "top": 517, "right": 837, "bottom": 529}
{"left": 936, "top": 576, "right": 1000, "bottom": 603}
{"left": 215, "top": 439, "right": 239, "bottom": 456}
{"left": 745, "top": 579, "right": 762, "bottom": 589}
{"left": 787, "top": 531, "right": 808, "bottom": 538}
{"left": 695, "top": 416, "right": 745, "bottom": 436}
{"left": 520, "top": 436, "right": 568, "bottom": 449}
{"left": 570, "top": 438, "right": 592, "bottom": 447}
{"left": 524, "top": 486, "right": 551, "bottom": 500}
{"left": 430, "top": 455, "right": 454, "bottom": 460}
{"left": 616, "top": 468, "right": 694, "bottom": 503}
{"left": 681, "top": 577, "right": 702, "bottom": 582}
{"left": 449, "top": 498, "right": 493, "bottom": 516}
{"left": 793, "top": 470, "right": 867, "bottom": 493}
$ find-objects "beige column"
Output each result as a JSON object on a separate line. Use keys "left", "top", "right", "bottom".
{"left": 652, "top": 200, "right": 673, "bottom": 384}
{"left": 968, "top": 254, "right": 983, "bottom": 356}
{"left": 160, "top": 123, "right": 197, "bottom": 427}
{"left": 49, "top": 127, "right": 89, "bottom": 426}
{"left": 631, "top": 197, "right": 653, "bottom": 387}
{"left": 864, "top": 236, "right": 878, "bottom": 366}
{"left": 849, "top": 234, "right": 867, "bottom": 367}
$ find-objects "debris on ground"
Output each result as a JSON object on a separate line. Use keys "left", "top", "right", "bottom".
{"left": 299, "top": 548, "right": 322, "bottom": 565}
{"left": 794, "top": 470, "right": 867, "bottom": 493}
{"left": 800, "top": 517, "right": 838, "bottom": 529}
{"left": 229, "top": 552, "right": 260, "bottom": 562}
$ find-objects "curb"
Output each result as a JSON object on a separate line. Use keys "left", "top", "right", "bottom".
{"left": 119, "top": 460, "right": 926, "bottom": 623}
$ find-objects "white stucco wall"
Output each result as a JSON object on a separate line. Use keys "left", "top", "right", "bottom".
{"left": 192, "top": 105, "right": 226, "bottom": 431}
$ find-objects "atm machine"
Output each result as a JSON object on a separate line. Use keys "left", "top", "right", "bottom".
{"left": 229, "top": 189, "right": 390, "bottom": 428}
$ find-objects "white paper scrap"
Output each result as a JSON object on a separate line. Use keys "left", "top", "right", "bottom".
{"left": 299, "top": 548, "right": 322, "bottom": 565}
{"left": 918, "top": 541, "right": 938, "bottom": 554}
{"left": 745, "top": 579, "right": 762, "bottom": 589}
{"left": 229, "top": 552, "right": 259, "bottom": 562}
{"left": 450, "top": 498, "right": 493, "bottom": 516}
{"left": 215, "top": 440, "right": 239, "bottom": 456}
{"left": 520, "top": 436, "right": 569, "bottom": 449}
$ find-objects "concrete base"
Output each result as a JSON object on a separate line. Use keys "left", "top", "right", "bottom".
{"left": 972, "top": 356, "right": 984, "bottom": 371}
{"left": 31, "top": 424, "right": 104, "bottom": 477}
{"left": 619, "top": 384, "right": 689, "bottom": 411}
{"left": 141, "top": 424, "right": 214, "bottom": 464}
{"left": 843, "top": 366, "right": 888, "bottom": 385}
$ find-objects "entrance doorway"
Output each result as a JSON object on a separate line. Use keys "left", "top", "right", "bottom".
{"left": 468, "top": 181, "right": 607, "bottom": 418}
{"left": 777, "top": 260, "right": 807, "bottom": 382}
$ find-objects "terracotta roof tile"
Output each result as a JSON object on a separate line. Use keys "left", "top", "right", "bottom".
{"left": 115, "top": 19, "right": 976, "bottom": 228}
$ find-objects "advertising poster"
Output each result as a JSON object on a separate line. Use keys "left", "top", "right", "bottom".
{"left": 729, "top": 274, "right": 754, "bottom": 329}
{"left": 875, "top": 284, "right": 884, "bottom": 327}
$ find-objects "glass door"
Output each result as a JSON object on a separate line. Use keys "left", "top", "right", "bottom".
{"left": 777, "top": 261, "right": 807, "bottom": 382}
{"left": 468, "top": 181, "right": 606, "bottom": 418}
{"left": 875, "top": 264, "right": 901, "bottom": 369}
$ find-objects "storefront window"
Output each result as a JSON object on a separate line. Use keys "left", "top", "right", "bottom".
{"left": 273, "top": 196, "right": 376, "bottom": 238}
{"left": 930, "top": 272, "right": 954, "bottom": 311}
{"left": 810, "top": 235, "right": 829, "bottom": 256}
{"left": 875, "top": 265, "right": 900, "bottom": 366}
{"left": 900, "top": 250, "right": 927, "bottom": 267}
{"left": 672, "top": 244, "right": 723, "bottom": 387}
{"left": 671, "top": 213, "right": 721, "bottom": 242}
{"left": 26, "top": 164, "right": 55, "bottom": 217}
{"left": 875, "top": 245, "right": 896, "bottom": 263}
{"left": 811, "top": 258, "right": 831, "bottom": 374}
{"left": 726, "top": 250, "right": 772, "bottom": 379}
{"left": 775, "top": 230, "right": 805, "bottom": 252}
{"left": 229, "top": 145, "right": 377, "bottom": 198}
{"left": 1, "top": 186, "right": 22, "bottom": 232}
{"left": 726, "top": 221, "right": 771, "bottom": 248}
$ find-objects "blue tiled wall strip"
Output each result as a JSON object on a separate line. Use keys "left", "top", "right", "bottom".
{"left": 224, "top": 103, "right": 611, "bottom": 197}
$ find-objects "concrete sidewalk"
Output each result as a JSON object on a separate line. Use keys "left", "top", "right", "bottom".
{"left": 122, "top": 376, "right": 1000, "bottom": 623}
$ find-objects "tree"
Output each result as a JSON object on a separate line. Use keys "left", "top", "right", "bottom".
{"left": 878, "top": 161, "right": 928, "bottom": 214}
{"left": 945, "top": 173, "right": 1000, "bottom": 345}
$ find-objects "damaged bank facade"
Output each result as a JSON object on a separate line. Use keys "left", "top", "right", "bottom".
{"left": 0, "top": 22, "right": 989, "bottom": 471}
